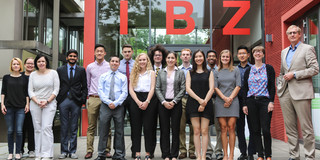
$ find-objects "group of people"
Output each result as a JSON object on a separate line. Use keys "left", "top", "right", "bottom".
{"left": 1, "top": 25, "right": 318, "bottom": 160}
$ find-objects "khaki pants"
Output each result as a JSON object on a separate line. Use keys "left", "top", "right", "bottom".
{"left": 179, "top": 96, "right": 195, "bottom": 154}
{"left": 86, "top": 97, "right": 112, "bottom": 153}
{"left": 279, "top": 88, "right": 315, "bottom": 160}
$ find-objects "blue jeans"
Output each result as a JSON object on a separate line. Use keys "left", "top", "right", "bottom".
{"left": 4, "top": 107, "right": 25, "bottom": 154}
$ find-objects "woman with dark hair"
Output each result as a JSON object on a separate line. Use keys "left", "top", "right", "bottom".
{"left": 155, "top": 51, "right": 186, "bottom": 160}
{"left": 28, "top": 55, "right": 59, "bottom": 160}
{"left": 21, "top": 57, "right": 35, "bottom": 157}
{"left": 129, "top": 53, "right": 157, "bottom": 160}
{"left": 1, "top": 57, "right": 29, "bottom": 160}
{"left": 186, "top": 50, "right": 214, "bottom": 160}
{"left": 242, "top": 46, "right": 275, "bottom": 160}
{"left": 214, "top": 50, "right": 241, "bottom": 160}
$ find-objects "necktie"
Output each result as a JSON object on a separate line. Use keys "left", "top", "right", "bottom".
{"left": 156, "top": 67, "right": 160, "bottom": 77}
{"left": 109, "top": 72, "right": 115, "bottom": 101}
{"left": 125, "top": 61, "right": 130, "bottom": 87}
{"left": 70, "top": 67, "right": 74, "bottom": 81}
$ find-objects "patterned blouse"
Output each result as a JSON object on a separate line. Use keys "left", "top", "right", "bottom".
{"left": 247, "top": 64, "right": 269, "bottom": 98}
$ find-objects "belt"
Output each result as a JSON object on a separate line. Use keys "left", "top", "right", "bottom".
{"left": 89, "top": 95, "right": 99, "bottom": 98}
{"left": 249, "top": 96, "right": 268, "bottom": 100}
{"left": 183, "top": 95, "right": 189, "bottom": 98}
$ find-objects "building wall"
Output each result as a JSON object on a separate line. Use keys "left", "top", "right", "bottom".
{"left": 0, "top": 0, "right": 23, "bottom": 78}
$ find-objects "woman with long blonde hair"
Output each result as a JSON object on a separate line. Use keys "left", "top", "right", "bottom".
{"left": 129, "top": 53, "right": 157, "bottom": 160}
{"left": 214, "top": 50, "right": 241, "bottom": 160}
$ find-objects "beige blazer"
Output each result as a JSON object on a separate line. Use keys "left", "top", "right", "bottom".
{"left": 277, "top": 42, "right": 319, "bottom": 100}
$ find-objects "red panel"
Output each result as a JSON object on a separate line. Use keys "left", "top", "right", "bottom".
{"left": 120, "top": 0, "right": 128, "bottom": 35}
{"left": 83, "top": 0, "right": 96, "bottom": 68}
{"left": 82, "top": 0, "right": 96, "bottom": 136}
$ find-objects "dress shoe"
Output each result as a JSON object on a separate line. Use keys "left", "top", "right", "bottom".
{"left": 257, "top": 157, "right": 263, "bottom": 160}
{"left": 85, "top": 152, "right": 93, "bottom": 159}
{"left": 178, "top": 153, "right": 187, "bottom": 159}
{"left": 189, "top": 153, "right": 196, "bottom": 159}
{"left": 288, "top": 158, "right": 296, "bottom": 160}
{"left": 237, "top": 154, "right": 247, "bottom": 160}
{"left": 266, "top": 157, "right": 271, "bottom": 160}
{"left": 95, "top": 156, "right": 106, "bottom": 160}
{"left": 59, "top": 153, "right": 68, "bottom": 159}
{"left": 247, "top": 155, "right": 254, "bottom": 160}
{"left": 106, "top": 152, "right": 112, "bottom": 158}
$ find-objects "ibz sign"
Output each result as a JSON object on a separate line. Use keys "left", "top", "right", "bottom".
{"left": 119, "top": 0, "right": 250, "bottom": 35}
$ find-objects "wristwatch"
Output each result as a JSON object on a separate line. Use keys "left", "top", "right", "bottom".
{"left": 293, "top": 72, "right": 296, "bottom": 78}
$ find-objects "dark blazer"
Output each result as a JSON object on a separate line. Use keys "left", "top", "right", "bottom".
{"left": 57, "top": 64, "right": 88, "bottom": 106}
{"left": 155, "top": 68, "right": 186, "bottom": 104}
{"left": 242, "top": 64, "right": 275, "bottom": 106}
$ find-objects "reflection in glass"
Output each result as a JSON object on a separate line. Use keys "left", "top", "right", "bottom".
{"left": 308, "top": 11, "right": 319, "bottom": 93}
{"left": 24, "top": 0, "right": 40, "bottom": 41}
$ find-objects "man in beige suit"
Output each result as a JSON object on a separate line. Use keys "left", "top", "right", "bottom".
{"left": 277, "top": 25, "right": 319, "bottom": 160}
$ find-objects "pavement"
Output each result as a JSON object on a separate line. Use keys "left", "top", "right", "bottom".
{"left": 0, "top": 136, "right": 319, "bottom": 160}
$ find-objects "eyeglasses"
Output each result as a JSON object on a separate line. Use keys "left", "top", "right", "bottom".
{"left": 68, "top": 55, "right": 78, "bottom": 58}
{"left": 26, "top": 63, "right": 34, "bottom": 65}
{"left": 287, "top": 31, "right": 298, "bottom": 35}
{"left": 155, "top": 54, "right": 162, "bottom": 57}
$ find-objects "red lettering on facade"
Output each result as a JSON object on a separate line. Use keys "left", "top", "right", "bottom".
{"left": 166, "top": 1, "right": 195, "bottom": 35}
{"left": 223, "top": 1, "right": 250, "bottom": 35}
{"left": 120, "top": 0, "right": 128, "bottom": 34}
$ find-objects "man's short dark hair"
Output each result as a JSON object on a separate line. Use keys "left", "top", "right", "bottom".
{"left": 206, "top": 50, "right": 217, "bottom": 57}
{"left": 67, "top": 49, "right": 78, "bottom": 56}
{"left": 34, "top": 54, "right": 50, "bottom": 70}
{"left": 95, "top": 44, "right": 106, "bottom": 52}
{"left": 109, "top": 56, "right": 120, "bottom": 62}
{"left": 122, "top": 44, "right": 133, "bottom": 50}
{"left": 237, "top": 45, "right": 249, "bottom": 53}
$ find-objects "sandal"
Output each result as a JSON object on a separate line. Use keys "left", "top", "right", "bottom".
{"left": 135, "top": 155, "right": 141, "bottom": 160}
{"left": 145, "top": 155, "right": 151, "bottom": 160}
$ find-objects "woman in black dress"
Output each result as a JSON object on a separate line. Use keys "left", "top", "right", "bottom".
{"left": 186, "top": 50, "right": 214, "bottom": 160}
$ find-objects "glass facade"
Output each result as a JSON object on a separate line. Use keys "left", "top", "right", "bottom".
{"left": 98, "top": 0, "right": 211, "bottom": 60}
{"left": 24, "top": 0, "right": 40, "bottom": 41}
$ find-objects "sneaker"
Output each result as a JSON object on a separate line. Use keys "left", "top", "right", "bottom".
{"left": 29, "top": 151, "right": 35, "bottom": 158}
{"left": 35, "top": 157, "right": 41, "bottom": 160}
{"left": 59, "top": 153, "right": 68, "bottom": 159}
{"left": 70, "top": 153, "right": 79, "bottom": 159}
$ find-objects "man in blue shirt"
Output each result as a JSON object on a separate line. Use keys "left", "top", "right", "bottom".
{"left": 95, "top": 56, "right": 128, "bottom": 160}
{"left": 236, "top": 45, "right": 255, "bottom": 160}
{"left": 57, "top": 49, "right": 88, "bottom": 159}
{"left": 178, "top": 48, "right": 196, "bottom": 159}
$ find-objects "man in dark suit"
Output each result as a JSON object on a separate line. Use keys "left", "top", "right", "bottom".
{"left": 57, "top": 49, "right": 88, "bottom": 159}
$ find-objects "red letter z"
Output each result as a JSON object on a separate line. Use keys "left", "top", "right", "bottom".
{"left": 223, "top": 1, "right": 250, "bottom": 35}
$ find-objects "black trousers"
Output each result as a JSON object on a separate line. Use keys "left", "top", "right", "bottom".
{"left": 159, "top": 99, "right": 182, "bottom": 159}
{"left": 246, "top": 97, "right": 272, "bottom": 158}
{"left": 21, "top": 111, "right": 35, "bottom": 153}
{"left": 236, "top": 98, "right": 255, "bottom": 155}
{"left": 129, "top": 92, "right": 158, "bottom": 155}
